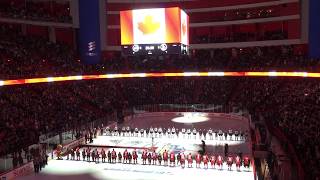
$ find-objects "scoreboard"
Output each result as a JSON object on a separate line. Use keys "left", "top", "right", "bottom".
{"left": 120, "top": 7, "right": 189, "bottom": 55}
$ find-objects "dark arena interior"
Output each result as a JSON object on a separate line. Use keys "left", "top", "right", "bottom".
{"left": 0, "top": 0, "right": 319, "bottom": 180}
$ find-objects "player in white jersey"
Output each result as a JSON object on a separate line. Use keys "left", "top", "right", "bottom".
{"left": 181, "top": 128, "right": 186, "bottom": 139}
{"left": 134, "top": 127, "right": 139, "bottom": 137}
{"left": 187, "top": 129, "right": 191, "bottom": 139}
{"left": 192, "top": 128, "right": 197, "bottom": 139}
{"left": 167, "top": 128, "right": 171, "bottom": 138}
{"left": 158, "top": 127, "right": 162, "bottom": 138}
{"left": 149, "top": 127, "right": 154, "bottom": 138}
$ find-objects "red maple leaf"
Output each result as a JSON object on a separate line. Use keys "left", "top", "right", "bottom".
{"left": 138, "top": 15, "right": 160, "bottom": 35}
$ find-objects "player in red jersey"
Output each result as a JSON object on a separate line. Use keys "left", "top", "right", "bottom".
{"left": 170, "top": 151, "right": 175, "bottom": 167}
{"left": 142, "top": 150, "right": 147, "bottom": 165}
{"left": 163, "top": 150, "right": 168, "bottom": 166}
{"left": 180, "top": 152, "right": 186, "bottom": 168}
{"left": 227, "top": 155, "right": 233, "bottom": 170}
{"left": 210, "top": 155, "right": 216, "bottom": 169}
{"left": 203, "top": 154, "right": 209, "bottom": 169}
{"left": 235, "top": 155, "right": 241, "bottom": 171}
{"left": 123, "top": 149, "right": 128, "bottom": 164}
{"left": 217, "top": 155, "right": 223, "bottom": 170}
{"left": 187, "top": 153, "right": 193, "bottom": 168}
{"left": 152, "top": 150, "right": 157, "bottom": 165}
{"left": 132, "top": 149, "right": 138, "bottom": 164}
{"left": 195, "top": 153, "right": 201, "bottom": 168}
{"left": 111, "top": 149, "right": 117, "bottom": 163}
{"left": 243, "top": 156, "right": 250, "bottom": 170}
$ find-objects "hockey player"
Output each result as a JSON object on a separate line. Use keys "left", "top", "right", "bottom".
{"left": 134, "top": 128, "right": 139, "bottom": 137}
{"left": 167, "top": 128, "right": 171, "bottom": 138}
{"left": 106, "top": 126, "right": 110, "bottom": 136}
{"left": 235, "top": 155, "right": 241, "bottom": 171}
{"left": 76, "top": 148, "right": 81, "bottom": 161}
{"left": 82, "top": 149, "right": 86, "bottom": 161}
{"left": 154, "top": 127, "right": 158, "bottom": 138}
{"left": 121, "top": 126, "right": 126, "bottom": 136}
{"left": 187, "top": 129, "right": 191, "bottom": 139}
{"left": 132, "top": 149, "right": 138, "bottom": 164}
{"left": 152, "top": 150, "right": 157, "bottom": 165}
{"left": 203, "top": 154, "right": 209, "bottom": 169}
{"left": 114, "top": 126, "right": 118, "bottom": 136}
{"left": 147, "top": 152, "right": 152, "bottom": 165}
{"left": 217, "top": 155, "right": 223, "bottom": 170}
{"left": 192, "top": 128, "right": 197, "bottom": 139}
{"left": 187, "top": 153, "right": 193, "bottom": 168}
{"left": 118, "top": 152, "right": 122, "bottom": 163}
{"left": 163, "top": 150, "right": 168, "bottom": 166}
{"left": 208, "top": 128, "right": 213, "bottom": 140}
{"left": 243, "top": 156, "right": 250, "bottom": 170}
{"left": 149, "top": 127, "right": 154, "bottom": 138}
{"left": 195, "top": 153, "right": 201, "bottom": 168}
{"left": 101, "top": 149, "right": 106, "bottom": 163}
{"left": 86, "top": 148, "right": 91, "bottom": 162}
{"left": 210, "top": 155, "right": 216, "bottom": 169}
{"left": 227, "top": 155, "right": 233, "bottom": 170}
{"left": 71, "top": 149, "right": 75, "bottom": 160}
{"left": 228, "top": 129, "right": 233, "bottom": 141}
{"left": 142, "top": 150, "right": 147, "bottom": 165}
{"left": 176, "top": 152, "right": 181, "bottom": 166}
{"left": 169, "top": 151, "right": 175, "bottom": 167}
{"left": 111, "top": 149, "right": 117, "bottom": 163}
{"left": 126, "top": 126, "right": 131, "bottom": 137}
{"left": 171, "top": 127, "right": 176, "bottom": 139}
{"left": 123, "top": 149, "right": 129, "bottom": 164}
{"left": 95, "top": 149, "right": 100, "bottom": 163}
{"left": 140, "top": 128, "right": 144, "bottom": 137}
{"left": 91, "top": 149, "right": 96, "bottom": 162}
{"left": 158, "top": 127, "right": 162, "bottom": 138}
{"left": 158, "top": 153, "right": 162, "bottom": 165}
{"left": 218, "top": 130, "right": 223, "bottom": 140}
{"left": 180, "top": 152, "right": 186, "bottom": 168}
{"left": 234, "top": 130, "right": 239, "bottom": 141}
{"left": 181, "top": 128, "right": 186, "bottom": 139}
{"left": 107, "top": 150, "right": 111, "bottom": 163}
{"left": 128, "top": 153, "right": 132, "bottom": 164}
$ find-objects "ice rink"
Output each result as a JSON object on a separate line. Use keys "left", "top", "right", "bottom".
{"left": 21, "top": 112, "right": 255, "bottom": 180}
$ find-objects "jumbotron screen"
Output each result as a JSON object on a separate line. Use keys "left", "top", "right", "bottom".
{"left": 120, "top": 7, "right": 189, "bottom": 55}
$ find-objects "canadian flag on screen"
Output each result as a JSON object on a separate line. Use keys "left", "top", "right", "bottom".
{"left": 132, "top": 9, "right": 166, "bottom": 44}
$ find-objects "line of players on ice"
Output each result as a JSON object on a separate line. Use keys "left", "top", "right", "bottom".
{"left": 102, "top": 126, "right": 248, "bottom": 141}
{"left": 66, "top": 148, "right": 251, "bottom": 171}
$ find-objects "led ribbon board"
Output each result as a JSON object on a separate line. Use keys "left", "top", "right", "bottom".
{"left": 0, "top": 72, "right": 319, "bottom": 87}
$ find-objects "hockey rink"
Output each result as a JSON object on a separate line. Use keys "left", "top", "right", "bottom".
{"left": 21, "top": 112, "right": 255, "bottom": 180}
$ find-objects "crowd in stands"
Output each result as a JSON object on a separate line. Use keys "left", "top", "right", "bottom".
{"left": 0, "top": 0, "right": 72, "bottom": 23}
{"left": 191, "top": 6, "right": 278, "bottom": 23}
{"left": 1, "top": 24, "right": 319, "bottom": 81}
{"left": 192, "top": 30, "right": 287, "bottom": 44}
{"left": 1, "top": 77, "right": 320, "bottom": 179}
